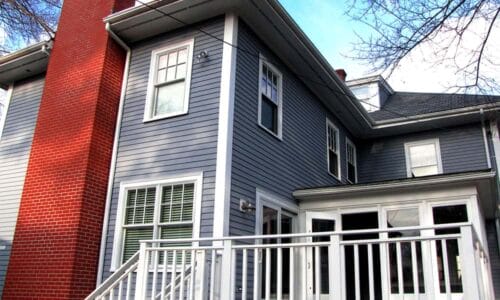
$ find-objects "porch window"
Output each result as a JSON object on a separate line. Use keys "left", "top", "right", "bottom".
{"left": 145, "top": 39, "right": 194, "bottom": 121}
{"left": 326, "top": 119, "right": 340, "bottom": 179}
{"left": 258, "top": 58, "right": 282, "bottom": 138}
{"left": 120, "top": 182, "right": 195, "bottom": 263}
{"left": 346, "top": 138, "right": 357, "bottom": 183}
{"left": 404, "top": 139, "right": 443, "bottom": 178}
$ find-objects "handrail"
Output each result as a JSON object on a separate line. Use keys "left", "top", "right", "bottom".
{"left": 85, "top": 251, "right": 139, "bottom": 300}
{"left": 141, "top": 222, "right": 474, "bottom": 244}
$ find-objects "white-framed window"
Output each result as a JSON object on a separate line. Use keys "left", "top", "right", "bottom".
{"left": 258, "top": 56, "right": 283, "bottom": 139}
{"left": 144, "top": 38, "right": 194, "bottom": 121}
{"left": 346, "top": 138, "right": 357, "bottom": 183}
{"left": 326, "top": 119, "right": 340, "bottom": 179}
{"left": 111, "top": 173, "right": 202, "bottom": 270}
{"left": 404, "top": 139, "right": 443, "bottom": 178}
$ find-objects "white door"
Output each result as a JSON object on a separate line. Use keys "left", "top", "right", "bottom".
{"left": 306, "top": 211, "right": 338, "bottom": 299}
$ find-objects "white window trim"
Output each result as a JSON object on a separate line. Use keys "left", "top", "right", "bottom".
{"left": 0, "top": 85, "right": 13, "bottom": 141}
{"left": 110, "top": 172, "right": 203, "bottom": 271}
{"left": 143, "top": 38, "right": 194, "bottom": 122}
{"left": 255, "top": 188, "right": 298, "bottom": 235}
{"left": 404, "top": 138, "right": 443, "bottom": 178}
{"left": 326, "top": 118, "right": 341, "bottom": 180}
{"left": 345, "top": 137, "right": 357, "bottom": 183}
{"left": 257, "top": 55, "right": 283, "bottom": 140}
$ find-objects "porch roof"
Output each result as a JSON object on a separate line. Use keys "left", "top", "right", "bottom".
{"left": 294, "top": 170, "right": 497, "bottom": 217}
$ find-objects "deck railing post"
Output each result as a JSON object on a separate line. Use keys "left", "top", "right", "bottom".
{"left": 135, "top": 242, "right": 148, "bottom": 300}
{"left": 220, "top": 240, "right": 234, "bottom": 300}
{"left": 329, "top": 234, "right": 342, "bottom": 299}
{"left": 459, "top": 225, "right": 482, "bottom": 299}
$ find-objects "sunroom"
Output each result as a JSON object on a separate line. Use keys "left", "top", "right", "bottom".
{"left": 88, "top": 170, "right": 497, "bottom": 300}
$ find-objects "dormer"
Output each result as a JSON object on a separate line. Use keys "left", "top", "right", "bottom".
{"left": 346, "top": 75, "right": 394, "bottom": 112}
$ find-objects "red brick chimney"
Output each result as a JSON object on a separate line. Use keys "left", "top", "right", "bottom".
{"left": 2, "top": 0, "right": 134, "bottom": 299}
{"left": 336, "top": 68, "right": 347, "bottom": 82}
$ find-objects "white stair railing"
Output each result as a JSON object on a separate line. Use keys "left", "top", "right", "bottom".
{"left": 86, "top": 252, "right": 140, "bottom": 300}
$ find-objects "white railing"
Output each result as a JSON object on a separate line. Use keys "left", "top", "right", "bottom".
{"left": 88, "top": 223, "right": 494, "bottom": 300}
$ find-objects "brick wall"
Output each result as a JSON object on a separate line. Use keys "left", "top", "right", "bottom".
{"left": 2, "top": 0, "right": 134, "bottom": 299}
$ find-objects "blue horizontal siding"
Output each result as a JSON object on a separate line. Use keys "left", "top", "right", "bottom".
{"left": 358, "top": 124, "right": 489, "bottom": 183}
{"left": 101, "top": 17, "right": 224, "bottom": 281}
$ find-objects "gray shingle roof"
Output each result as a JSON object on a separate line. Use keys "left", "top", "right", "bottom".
{"left": 369, "top": 92, "right": 500, "bottom": 121}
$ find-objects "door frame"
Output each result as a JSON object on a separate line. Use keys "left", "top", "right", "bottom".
{"left": 305, "top": 210, "right": 339, "bottom": 299}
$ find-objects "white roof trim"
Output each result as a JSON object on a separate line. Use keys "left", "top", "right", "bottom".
{"left": 293, "top": 171, "right": 496, "bottom": 200}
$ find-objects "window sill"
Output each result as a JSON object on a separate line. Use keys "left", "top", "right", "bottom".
{"left": 143, "top": 111, "right": 189, "bottom": 123}
{"left": 327, "top": 171, "right": 341, "bottom": 182}
{"left": 258, "top": 123, "right": 282, "bottom": 141}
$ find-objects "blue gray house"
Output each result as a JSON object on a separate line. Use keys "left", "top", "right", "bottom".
{"left": 0, "top": 0, "right": 499, "bottom": 299}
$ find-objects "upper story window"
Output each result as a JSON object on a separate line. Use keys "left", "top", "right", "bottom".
{"left": 404, "top": 139, "right": 443, "bottom": 178}
{"left": 112, "top": 175, "right": 201, "bottom": 268}
{"left": 258, "top": 57, "right": 282, "bottom": 139}
{"left": 144, "top": 39, "right": 194, "bottom": 121}
{"left": 326, "top": 119, "right": 340, "bottom": 179}
{"left": 346, "top": 138, "right": 357, "bottom": 183}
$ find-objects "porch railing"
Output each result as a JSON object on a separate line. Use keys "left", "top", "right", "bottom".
{"left": 87, "top": 223, "right": 494, "bottom": 300}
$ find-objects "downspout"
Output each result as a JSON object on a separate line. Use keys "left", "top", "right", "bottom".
{"left": 96, "top": 22, "right": 131, "bottom": 285}
{"left": 481, "top": 108, "right": 492, "bottom": 169}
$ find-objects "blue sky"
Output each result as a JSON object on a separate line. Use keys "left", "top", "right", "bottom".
{"left": 279, "top": 0, "right": 373, "bottom": 79}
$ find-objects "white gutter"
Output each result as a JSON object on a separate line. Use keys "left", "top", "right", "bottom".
{"left": 372, "top": 104, "right": 500, "bottom": 129}
{"left": 293, "top": 171, "right": 496, "bottom": 200}
{"left": 96, "top": 23, "right": 131, "bottom": 285}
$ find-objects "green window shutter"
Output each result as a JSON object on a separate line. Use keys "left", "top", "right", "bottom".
{"left": 122, "top": 227, "right": 153, "bottom": 263}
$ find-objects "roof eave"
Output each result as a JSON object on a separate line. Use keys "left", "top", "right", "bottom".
{"left": 293, "top": 170, "right": 496, "bottom": 201}
{"left": 0, "top": 40, "right": 52, "bottom": 88}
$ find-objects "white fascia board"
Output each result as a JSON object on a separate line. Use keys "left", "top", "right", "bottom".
{"left": 293, "top": 171, "right": 496, "bottom": 201}
{"left": 213, "top": 13, "right": 238, "bottom": 239}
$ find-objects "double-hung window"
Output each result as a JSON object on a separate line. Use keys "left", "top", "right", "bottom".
{"left": 113, "top": 175, "right": 201, "bottom": 268}
{"left": 258, "top": 57, "right": 282, "bottom": 138}
{"left": 145, "top": 39, "right": 194, "bottom": 121}
{"left": 326, "top": 119, "right": 340, "bottom": 179}
{"left": 346, "top": 138, "right": 357, "bottom": 183}
{"left": 404, "top": 139, "right": 443, "bottom": 177}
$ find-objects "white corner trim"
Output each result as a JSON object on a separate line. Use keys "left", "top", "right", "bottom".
{"left": 110, "top": 172, "right": 203, "bottom": 271}
{"left": 404, "top": 138, "right": 443, "bottom": 178}
{"left": 0, "top": 84, "right": 14, "bottom": 141}
{"left": 96, "top": 49, "right": 131, "bottom": 284}
{"left": 213, "top": 13, "right": 238, "bottom": 239}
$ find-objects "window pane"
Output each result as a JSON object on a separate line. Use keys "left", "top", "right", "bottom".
{"left": 125, "top": 188, "right": 155, "bottom": 225}
{"left": 411, "top": 165, "right": 439, "bottom": 177}
{"left": 122, "top": 227, "right": 153, "bottom": 263}
{"left": 329, "top": 150, "right": 338, "bottom": 177}
{"left": 166, "top": 66, "right": 176, "bottom": 82}
{"left": 261, "top": 96, "right": 278, "bottom": 133}
{"left": 160, "top": 226, "right": 193, "bottom": 264}
{"left": 158, "top": 54, "right": 168, "bottom": 69}
{"left": 157, "top": 68, "right": 166, "bottom": 83}
{"left": 177, "top": 48, "right": 187, "bottom": 64}
{"left": 433, "top": 205, "right": 468, "bottom": 293}
{"left": 176, "top": 63, "right": 187, "bottom": 80}
{"left": 409, "top": 144, "right": 437, "bottom": 167}
{"left": 168, "top": 51, "right": 177, "bottom": 66}
{"left": 161, "top": 183, "right": 194, "bottom": 223}
{"left": 347, "top": 162, "right": 356, "bottom": 182}
{"left": 154, "top": 81, "right": 186, "bottom": 116}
